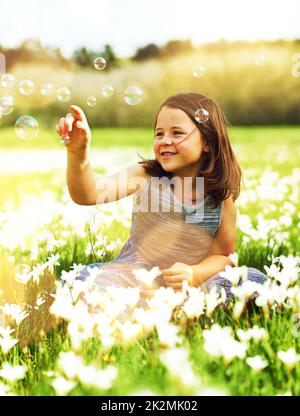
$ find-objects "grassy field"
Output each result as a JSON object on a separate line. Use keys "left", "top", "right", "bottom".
{"left": 1, "top": 125, "right": 300, "bottom": 151}
{"left": 0, "top": 126, "right": 299, "bottom": 396}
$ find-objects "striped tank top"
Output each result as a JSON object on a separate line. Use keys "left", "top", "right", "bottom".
{"left": 114, "top": 176, "right": 224, "bottom": 270}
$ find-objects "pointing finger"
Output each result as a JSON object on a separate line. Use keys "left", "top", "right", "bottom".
{"left": 65, "top": 114, "right": 75, "bottom": 130}
{"left": 70, "top": 105, "right": 87, "bottom": 123}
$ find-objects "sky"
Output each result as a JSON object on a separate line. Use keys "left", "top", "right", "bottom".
{"left": 0, "top": 0, "right": 299, "bottom": 58}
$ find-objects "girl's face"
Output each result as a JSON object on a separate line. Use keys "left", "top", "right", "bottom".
{"left": 153, "top": 106, "right": 209, "bottom": 175}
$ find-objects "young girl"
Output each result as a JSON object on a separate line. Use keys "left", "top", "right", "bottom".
{"left": 55, "top": 92, "right": 268, "bottom": 306}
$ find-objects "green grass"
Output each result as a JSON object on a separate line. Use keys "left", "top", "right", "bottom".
{"left": 0, "top": 126, "right": 151, "bottom": 150}
{"left": 0, "top": 124, "right": 299, "bottom": 150}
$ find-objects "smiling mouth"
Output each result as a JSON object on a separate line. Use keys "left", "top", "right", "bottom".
{"left": 161, "top": 152, "right": 178, "bottom": 157}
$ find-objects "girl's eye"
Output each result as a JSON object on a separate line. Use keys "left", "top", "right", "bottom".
{"left": 154, "top": 131, "right": 183, "bottom": 139}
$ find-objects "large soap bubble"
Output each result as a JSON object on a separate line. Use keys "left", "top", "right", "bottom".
{"left": 94, "top": 57, "right": 106, "bottom": 70}
{"left": 254, "top": 54, "right": 266, "bottom": 66}
{"left": 18, "top": 79, "right": 35, "bottom": 95}
{"left": 40, "top": 82, "right": 53, "bottom": 96}
{"left": 124, "top": 86, "right": 143, "bottom": 105}
{"left": 15, "top": 115, "right": 39, "bottom": 140}
{"left": 101, "top": 84, "right": 114, "bottom": 97}
{"left": 56, "top": 87, "right": 71, "bottom": 102}
{"left": 0, "top": 73, "right": 15, "bottom": 88}
{"left": 195, "top": 108, "right": 209, "bottom": 123}
{"left": 0, "top": 95, "right": 14, "bottom": 115}
{"left": 86, "top": 96, "right": 97, "bottom": 107}
{"left": 192, "top": 65, "right": 205, "bottom": 78}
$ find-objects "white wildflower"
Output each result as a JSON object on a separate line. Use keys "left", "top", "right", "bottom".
{"left": 182, "top": 287, "right": 205, "bottom": 319}
{"left": 0, "top": 363, "right": 27, "bottom": 383}
{"left": 159, "top": 347, "right": 201, "bottom": 390}
{"left": 219, "top": 265, "right": 248, "bottom": 286}
{"left": 132, "top": 266, "right": 161, "bottom": 288}
{"left": 277, "top": 348, "right": 300, "bottom": 370}
{"left": 0, "top": 303, "right": 29, "bottom": 325}
{"left": 51, "top": 376, "right": 76, "bottom": 396}
{"left": 156, "top": 322, "right": 183, "bottom": 348}
{"left": 246, "top": 355, "right": 268, "bottom": 372}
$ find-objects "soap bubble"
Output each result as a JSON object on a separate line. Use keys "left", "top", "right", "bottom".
{"left": 0, "top": 95, "right": 14, "bottom": 115}
{"left": 0, "top": 73, "right": 15, "bottom": 88}
{"left": 94, "top": 57, "right": 106, "bottom": 70}
{"left": 192, "top": 65, "right": 205, "bottom": 78}
{"left": 15, "top": 115, "right": 39, "bottom": 140}
{"left": 40, "top": 82, "right": 53, "bottom": 96}
{"left": 254, "top": 54, "right": 266, "bottom": 66}
{"left": 195, "top": 108, "right": 209, "bottom": 123}
{"left": 101, "top": 84, "right": 114, "bottom": 97}
{"left": 18, "top": 79, "right": 34, "bottom": 95}
{"left": 56, "top": 87, "right": 71, "bottom": 102}
{"left": 87, "top": 96, "right": 97, "bottom": 107}
{"left": 124, "top": 86, "right": 143, "bottom": 105}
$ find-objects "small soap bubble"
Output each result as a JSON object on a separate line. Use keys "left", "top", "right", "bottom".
{"left": 195, "top": 108, "right": 209, "bottom": 123}
{"left": 40, "top": 82, "right": 53, "bottom": 96}
{"left": 15, "top": 115, "right": 39, "bottom": 140}
{"left": 101, "top": 84, "right": 114, "bottom": 97}
{"left": 15, "top": 263, "right": 31, "bottom": 275}
{"left": 94, "top": 56, "right": 106, "bottom": 70}
{"left": 87, "top": 96, "right": 97, "bottom": 107}
{"left": 192, "top": 65, "right": 205, "bottom": 78}
{"left": 56, "top": 87, "right": 71, "bottom": 102}
{"left": 254, "top": 54, "right": 266, "bottom": 66}
{"left": 124, "top": 86, "right": 143, "bottom": 105}
{"left": 0, "top": 95, "right": 14, "bottom": 115}
{"left": 0, "top": 73, "right": 15, "bottom": 88}
{"left": 18, "top": 79, "right": 34, "bottom": 95}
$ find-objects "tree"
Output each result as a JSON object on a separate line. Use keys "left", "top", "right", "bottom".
{"left": 73, "top": 47, "right": 93, "bottom": 68}
{"left": 161, "top": 39, "right": 194, "bottom": 57}
{"left": 132, "top": 43, "right": 161, "bottom": 61}
{"left": 102, "top": 44, "right": 118, "bottom": 67}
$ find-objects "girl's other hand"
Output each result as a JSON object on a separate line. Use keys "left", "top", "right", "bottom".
{"left": 161, "top": 262, "right": 195, "bottom": 291}
{"left": 55, "top": 105, "right": 91, "bottom": 154}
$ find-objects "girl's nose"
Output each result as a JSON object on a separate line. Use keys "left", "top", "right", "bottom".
{"left": 161, "top": 135, "right": 173, "bottom": 145}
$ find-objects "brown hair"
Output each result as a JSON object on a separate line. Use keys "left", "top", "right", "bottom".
{"left": 138, "top": 92, "right": 242, "bottom": 208}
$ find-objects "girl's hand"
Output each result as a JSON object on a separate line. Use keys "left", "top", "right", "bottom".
{"left": 55, "top": 105, "right": 91, "bottom": 154}
{"left": 161, "top": 262, "right": 194, "bottom": 291}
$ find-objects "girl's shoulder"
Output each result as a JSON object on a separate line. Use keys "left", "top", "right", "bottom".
{"left": 129, "top": 163, "right": 151, "bottom": 195}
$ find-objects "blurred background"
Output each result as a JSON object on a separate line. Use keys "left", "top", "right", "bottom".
{"left": 0, "top": 0, "right": 299, "bottom": 130}
{"left": 0, "top": 0, "right": 299, "bottom": 202}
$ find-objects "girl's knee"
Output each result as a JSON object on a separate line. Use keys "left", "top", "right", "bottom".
{"left": 199, "top": 266, "right": 268, "bottom": 307}
{"left": 74, "top": 262, "right": 104, "bottom": 281}
{"left": 200, "top": 273, "right": 231, "bottom": 293}
{"left": 247, "top": 267, "right": 268, "bottom": 284}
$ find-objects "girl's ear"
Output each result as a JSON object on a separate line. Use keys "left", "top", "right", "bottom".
{"left": 203, "top": 142, "right": 210, "bottom": 152}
